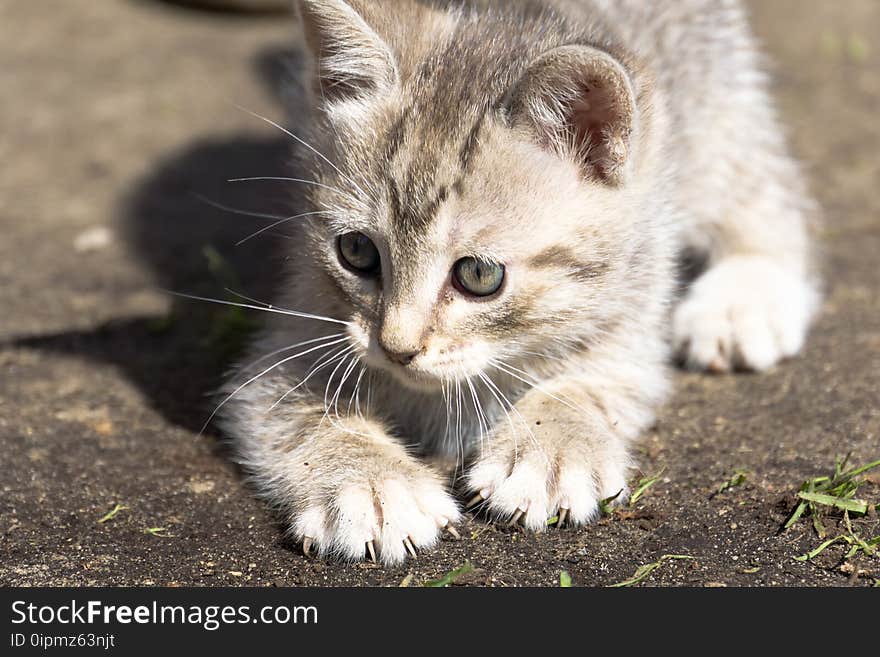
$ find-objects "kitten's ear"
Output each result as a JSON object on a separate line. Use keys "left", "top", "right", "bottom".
{"left": 297, "top": 0, "right": 397, "bottom": 102}
{"left": 505, "top": 45, "right": 639, "bottom": 185}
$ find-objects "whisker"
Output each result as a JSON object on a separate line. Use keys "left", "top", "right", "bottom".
{"left": 348, "top": 365, "right": 366, "bottom": 418}
{"left": 321, "top": 346, "right": 359, "bottom": 417}
{"left": 191, "top": 193, "right": 292, "bottom": 222}
{"left": 227, "top": 176, "right": 352, "bottom": 200}
{"left": 235, "top": 210, "right": 333, "bottom": 246}
{"left": 236, "top": 332, "right": 345, "bottom": 375}
{"left": 479, "top": 371, "right": 547, "bottom": 467}
{"left": 168, "top": 290, "right": 351, "bottom": 326}
{"left": 465, "top": 376, "right": 489, "bottom": 459}
{"left": 490, "top": 359, "right": 585, "bottom": 414}
{"left": 331, "top": 354, "right": 360, "bottom": 421}
{"left": 268, "top": 342, "right": 355, "bottom": 411}
{"left": 233, "top": 105, "right": 372, "bottom": 201}
{"left": 200, "top": 335, "right": 350, "bottom": 436}
{"left": 454, "top": 378, "right": 463, "bottom": 463}
{"left": 477, "top": 372, "right": 520, "bottom": 468}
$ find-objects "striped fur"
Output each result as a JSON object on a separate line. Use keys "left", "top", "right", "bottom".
{"left": 220, "top": 0, "right": 818, "bottom": 564}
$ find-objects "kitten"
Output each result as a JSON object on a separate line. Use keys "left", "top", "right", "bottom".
{"left": 219, "top": 0, "right": 818, "bottom": 564}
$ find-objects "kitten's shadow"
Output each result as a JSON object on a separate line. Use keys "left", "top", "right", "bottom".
{"left": 11, "top": 46, "right": 306, "bottom": 436}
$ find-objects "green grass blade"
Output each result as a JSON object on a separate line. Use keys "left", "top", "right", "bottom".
{"left": 599, "top": 489, "right": 623, "bottom": 515}
{"left": 559, "top": 571, "right": 572, "bottom": 587}
{"left": 797, "top": 491, "right": 869, "bottom": 514}
{"left": 97, "top": 503, "right": 127, "bottom": 524}
{"left": 424, "top": 562, "right": 474, "bottom": 588}
{"left": 608, "top": 555, "right": 693, "bottom": 587}
{"left": 783, "top": 501, "right": 808, "bottom": 530}
{"left": 716, "top": 469, "right": 748, "bottom": 494}
{"left": 812, "top": 511, "right": 827, "bottom": 539}
{"left": 844, "top": 459, "right": 880, "bottom": 479}
{"left": 793, "top": 535, "right": 849, "bottom": 561}
{"left": 629, "top": 468, "right": 665, "bottom": 507}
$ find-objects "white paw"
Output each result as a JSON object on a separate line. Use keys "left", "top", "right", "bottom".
{"left": 292, "top": 471, "right": 461, "bottom": 565}
{"left": 464, "top": 432, "right": 627, "bottom": 531}
{"left": 674, "top": 256, "right": 817, "bottom": 372}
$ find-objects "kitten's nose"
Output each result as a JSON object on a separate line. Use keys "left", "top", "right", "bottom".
{"left": 381, "top": 346, "right": 421, "bottom": 366}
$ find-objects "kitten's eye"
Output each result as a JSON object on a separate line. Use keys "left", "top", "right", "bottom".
{"left": 338, "top": 232, "right": 380, "bottom": 275}
{"left": 453, "top": 257, "right": 505, "bottom": 297}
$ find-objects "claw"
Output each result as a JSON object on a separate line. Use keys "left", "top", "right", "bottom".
{"left": 403, "top": 536, "right": 417, "bottom": 559}
{"left": 366, "top": 540, "right": 377, "bottom": 563}
{"left": 466, "top": 489, "right": 489, "bottom": 509}
{"left": 557, "top": 507, "right": 569, "bottom": 527}
{"left": 508, "top": 508, "right": 525, "bottom": 527}
{"left": 440, "top": 518, "right": 461, "bottom": 540}
{"left": 302, "top": 537, "right": 313, "bottom": 557}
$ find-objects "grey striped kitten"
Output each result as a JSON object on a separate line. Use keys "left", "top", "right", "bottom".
{"left": 221, "top": 0, "right": 818, "bottom": 564}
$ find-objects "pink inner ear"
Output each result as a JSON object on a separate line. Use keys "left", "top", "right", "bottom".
{"left": 569, "top": 82, "right": 626, "bottom": 181}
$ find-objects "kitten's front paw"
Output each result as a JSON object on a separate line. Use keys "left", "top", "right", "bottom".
{"left": 464, "top": 430, "right": 627, "bottom": 531}
{"left": 674, "top": 255, "right": 817, "bottom": 372}
{"left": 291, "top": 461, "right": 461, "bottom": 565}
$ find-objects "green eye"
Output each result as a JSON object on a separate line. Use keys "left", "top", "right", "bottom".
{"left": 453, "top": 257, "right": 505, "bottom": 297}
{"left": 338, "top": 232, "right": 380, "bottom": 275}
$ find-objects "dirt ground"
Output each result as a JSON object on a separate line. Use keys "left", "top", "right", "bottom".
{"left": 1, "top": 0, "right": 878, "bottom": 587}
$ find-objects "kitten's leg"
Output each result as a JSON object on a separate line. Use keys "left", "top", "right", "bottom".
{"left": 672, "top": 77, "right": 819, "bottom": 372}
{"left": 224, "top": 390, "right": 460, "bottom": 564}
{"left": 465, "top": 359, "right": 663, "bottom": 529}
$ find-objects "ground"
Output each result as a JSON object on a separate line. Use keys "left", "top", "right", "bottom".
{"left": 1, "top": 0, "right": 878, "bottom": 587}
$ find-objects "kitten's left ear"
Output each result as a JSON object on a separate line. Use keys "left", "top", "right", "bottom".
{"left": 504, "top": 45, "right": 641, "bottom": 186}
{"left": 297, "top": 0, "right": 398, "bottom": 103}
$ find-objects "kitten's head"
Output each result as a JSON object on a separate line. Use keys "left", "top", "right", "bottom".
{"left": 293, "top": 0, "right": 661, "bottom": 390}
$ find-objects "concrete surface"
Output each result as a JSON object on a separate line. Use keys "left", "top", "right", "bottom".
{"left": 1, "top": 0, "right": 878, "bottom": 587}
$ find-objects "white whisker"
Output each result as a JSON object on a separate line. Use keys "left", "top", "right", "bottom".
{"left": 235, "top": 210, "right": 333, "bottom": 246}
{"left": 268, "top": 342, "right": 354, "bottom": 411}
{"left": 201, "top": 335, "right": 350, "bottom": 435}
{"left": 168, "top": 290, "right": 351, "bottom": 326}
{"left": 479, "top": 371, "right": 547, "bottom": 467}
{"left": 233, "top": 105, "right": 373, "bottom": 201}
{"left": 191, "top": 193, "right": 291, "bottom": 222}
{"left": 490, "top": 359, "right": 585, "bottom": 414}
{"left": 237, "top": 332, "right": 345, "bottom": 375}
{"left": 465, "top": 376, "right": 489, "bottom": 458}
{"left": 348, "top": 365, "right": 366, "bottom": 418}
{"left": 228, "top": 176, "right": 352, "bottom": 199}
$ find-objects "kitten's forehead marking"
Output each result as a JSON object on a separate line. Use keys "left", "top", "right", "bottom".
{"left": 380, "top": 100, "right": 489, "bottom": 244}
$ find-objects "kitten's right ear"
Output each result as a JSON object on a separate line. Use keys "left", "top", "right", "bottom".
{"left": 504, "top": 45, "right": 642, "bottom": 186}
{"left": 297, "top": 0, "right": 398, "bottom": 103}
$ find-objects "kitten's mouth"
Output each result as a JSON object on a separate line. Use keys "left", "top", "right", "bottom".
{"left": 382, "top": 362, "right": 445, "bottom": 391}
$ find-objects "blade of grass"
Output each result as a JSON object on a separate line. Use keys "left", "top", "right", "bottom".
{"left": 797, "top": 491, "right": 869, "bottom": 514}
{"left": 559, "top": 571, "right": 572, "bottom": 587}
{"left": 794, "top": 535, "right": 849, "bottom": 561}
{"left": 811, "top": 511, "right": 827, "bottom": 539}
{"left": 608, "top": 555, "right": 694, "bottom": 587}
{"left": 424, "top": 562, "right": 474, "bottom": 588}
{"left": 844, "top": 459, "right": 880, "bottom": 479}
{"left": 716, "top": 469, "right": 748, "bottom": 494}
{"left": 629, "top": 468, "right": 665, "bottom": 507}
{"left": 144, "top": 527, "right": 170, "bottom": 537}
{"left": 97, "top": 504, "right": 128, "bottom": 524}
{"left": 599, "top": 489, "right": 623, "bottom": 515}
{"left": 783, "top": 501, "right": 808, "bottom": 530}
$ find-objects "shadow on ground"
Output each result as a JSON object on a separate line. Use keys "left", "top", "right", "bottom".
{"left": 10, "top": 45, "right": 308, "bottom": 435}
